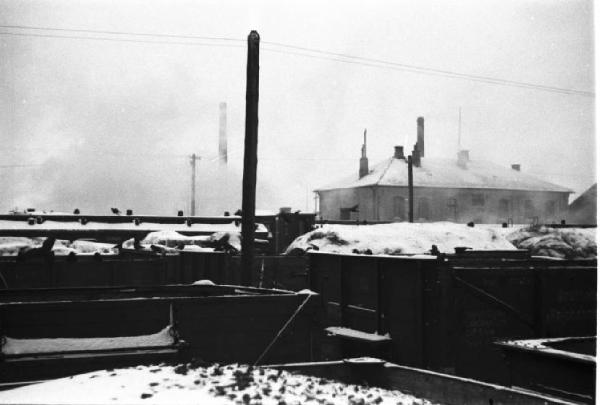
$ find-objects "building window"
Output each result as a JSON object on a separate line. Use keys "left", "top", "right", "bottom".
{"left": 545, "top": 200, "right": 556, "bottom": 217}
{"left": 393, "top": 197, "right": 405, "bottom": 220}
{"left": 524, "top": 199, "right": 534, "bottom": 218}
{"left": 499, "top": 199, "right": 509, "bottom": 217}
{"left": 446, "top": 198, "right": 457, "bottom": 221}
{"left": 418, "top": 198, "right": 431, "bottom": 220}
{"left": 471, "top": 193, "right": 485, "bottom": 206}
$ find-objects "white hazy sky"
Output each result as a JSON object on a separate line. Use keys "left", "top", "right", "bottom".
{"left": 0, "top": 0, "right": 595, "bottom": 215}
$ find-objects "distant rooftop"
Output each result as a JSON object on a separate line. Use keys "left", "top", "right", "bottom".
{"left": 316, "top": 156, "right": 572, "bottom": 193}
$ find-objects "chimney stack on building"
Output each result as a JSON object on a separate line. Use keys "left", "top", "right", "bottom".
{"left": 394, "top": 146, "right": 405, "bottom": 159}
{"left": 219, "top": 102, "right": 227, "bottom": 165}
{"left": 511, "top": 164, "right": 521, "bottom": 171}
{"left": 411, "top": 145, "right": 421, "bottom": 167}
{"left": 359, "top": 129, "right": 369, "bottom": 178}
{"left": 410, "top": 116, "right": 424, "bottom": 167}
{"left": 417, "top": 117, "right": 424, "bottom": 158}
{"left": 457, "top": 149, "right": 469, "bottom": 168}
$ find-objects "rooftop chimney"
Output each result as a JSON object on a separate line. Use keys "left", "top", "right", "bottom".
{"left": 511, "top": 164, "right": 521, "bottom": 171}
{"left": 394, "top": 146, "right": 405, "bottom": 159}
{"left": 457, "top": 149, "right": 469, "bottom": 168}
{"left": 219, "top": 102, "right": 227, "bottom": 165}
{"left": 411, "top": 145, "right": 421, "bottom": 167}
{"left": 417, "top": 117, "right": 424, "bottom": 158}
{"left": 359, "top": 129, "right": 369, "bottom": 178}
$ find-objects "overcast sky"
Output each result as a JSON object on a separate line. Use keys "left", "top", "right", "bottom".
{"left": 0, "top": 0, "right": 595, "bottom": 215}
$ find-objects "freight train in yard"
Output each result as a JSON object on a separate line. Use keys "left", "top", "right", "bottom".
{"left": 0, "top": 212, "right": 595, "bottom": 404}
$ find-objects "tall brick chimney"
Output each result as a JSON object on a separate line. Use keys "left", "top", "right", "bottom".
{"left": 417, "top": 117, "right": 424, "bottom": 158}
{"left": 359, "top": 129, "right": 369, "bottom": 178}
{"left": 219, "top": 102, "right": 227, "bottom": 165}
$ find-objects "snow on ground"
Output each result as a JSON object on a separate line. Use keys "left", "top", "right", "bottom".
{"left": 285, "top": 222, "right": 518, "bottom": 255}
{"left": 2, "top": 326, "right": 174, "bottom": 355}
{"left": 0, "top": 362, "right": 438, "bottom": 405}
{"left": 506, "top": 226, "right": 597, "bottom": 259}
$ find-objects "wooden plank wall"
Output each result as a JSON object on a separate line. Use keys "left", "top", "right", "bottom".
{"left": 308, "top": 252, "right": 597, "bottom": 386}
{"left": 0, "top": 253, "right": 309, "bottom": 291}
{"left": 0, "top": 293, "right": 319, "bottom": 365}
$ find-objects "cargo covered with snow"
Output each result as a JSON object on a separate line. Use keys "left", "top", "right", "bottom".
{"left": 285, "top": 222, "right": 518, "bottom": 255}
{"left": 0, "top": 237, "right": 118, "bottom": 256}
{"left": 0, "top": 360, "right": 576, "bottom": 405}
{"left": 506, "top": 226, "right": 597, "bottom": 259}
{"left": 0, "top": 363, "right": 439, "bottom": 405}
{"left": 285, "top": 222, "right": 596, "bottom": 259}
{"left": 0, "top": 228, "right": 266, "bottom": 256}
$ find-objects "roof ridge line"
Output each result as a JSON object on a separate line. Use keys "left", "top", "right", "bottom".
{"left": 374, "top": 157, "right": 396, "bottom": 186}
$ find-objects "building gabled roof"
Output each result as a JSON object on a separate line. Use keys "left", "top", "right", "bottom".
{"left": 316, "top": 157, "right": 572, "bottom": 193}
{"left": 569, "top": 183, "right": 596, "bottom": 209}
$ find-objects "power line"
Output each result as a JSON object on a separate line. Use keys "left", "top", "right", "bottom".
{"left": 261, "top": 47, "right": 593, "bottom": 97}
{"left": 0, "top": 31, "right": 243, "bottom": 49}
{"left": 0, "top": 24, "right": 244, "bottom": 43}
{"left": 263, "top": 40, "right": 593, "bottom": 97}
{"left": 0, "top": 24, "right": 592, "bottom": 97}
{"left": 0, "top": 164, "right": 42, "bottom": 168}
{"left": 0, "top": 148, "right": 189, "bottom": 160}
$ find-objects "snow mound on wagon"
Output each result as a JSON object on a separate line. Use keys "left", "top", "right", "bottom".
{"left": 285, "top": 222, "right": 517, "bottom": 255}
{"left": 506, "top": 226, "right": 596, "bottom": 259}
{"left": 0, "top": 237, "right": 118, "bottom": 256}
{"left": 0, "top": 362, "right": 439, "bottom": 404}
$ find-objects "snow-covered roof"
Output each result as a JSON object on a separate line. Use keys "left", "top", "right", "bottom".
{"left": 316, "top": 157, "right": 572, "bottom": 193}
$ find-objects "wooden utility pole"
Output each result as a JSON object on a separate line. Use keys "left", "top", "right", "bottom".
{"left": 190, "top": 153, "right": 201, "bottom": 216}
{"left": 241, "top": 30, "right": 260, "bottom": 286}
{"left": 408, "top": 155, "right": 414, "bottom": 222}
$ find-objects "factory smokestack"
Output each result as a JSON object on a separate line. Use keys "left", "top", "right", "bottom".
{"left": 219, "top": 102, "right": 227, "bottom": 165}
{"left": 359, "top": 129, "right": 369, "bottom": 178}
{"left": 417, "top": 117, "right": 424, "bottom": 158}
